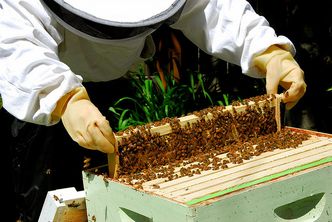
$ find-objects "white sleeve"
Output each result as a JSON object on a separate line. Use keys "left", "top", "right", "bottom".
{"left": 171, "top": 0, "right": 296, "bottom": 78}
{"left": 0, "top": 0, "right": 83, "bottom": 125}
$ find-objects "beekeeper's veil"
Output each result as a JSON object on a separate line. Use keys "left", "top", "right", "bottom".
{"left": 41, "top": 0, "right": 186, "bottom": 39}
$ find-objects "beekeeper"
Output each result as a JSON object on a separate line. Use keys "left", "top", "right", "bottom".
{"left": 0, "top": 0, "right": 306, "bottom": 220}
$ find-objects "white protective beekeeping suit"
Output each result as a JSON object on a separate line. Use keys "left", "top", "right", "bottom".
{"left": 0, "top": 0, "right": 305, "bottom": 153}
{"left": 0, "top": 0, "right": 294, "bottom": 125}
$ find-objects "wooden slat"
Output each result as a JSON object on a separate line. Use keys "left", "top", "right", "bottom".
{"left": 141, "top": 136, "right": 332, "bottom": 203}
{"left": 108, "top": 133, "right": 120, "bottom": 178}
{"left": 116, "top": 98, "right": 276, "bottom": 142}
{"left": 144, "top": 138, "right": 329, "bottom": 191}
{"left": 143, "top": 136, "right": 327, "bottom": 187}
{"left": 176, "top": 148, "right": 332, "bottom": 203}
{"left": 112, "top": 97, "right": 279, "bottom": 178}
{"left": 165, "top": 143, "right": 331, "bottom": 197}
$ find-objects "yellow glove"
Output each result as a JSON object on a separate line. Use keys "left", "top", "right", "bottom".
{"left": 52, "top": 87, "right": 116, "bottom": 153}
{"left": 254, "top": 45, "right": 307, "bottom": 109}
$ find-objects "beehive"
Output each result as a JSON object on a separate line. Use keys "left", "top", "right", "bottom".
{"left": 83, "top": 96, "right": 332, "bottom": 222}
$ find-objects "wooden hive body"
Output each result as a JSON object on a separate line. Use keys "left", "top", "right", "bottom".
{"left": 83, "top": 96, "right": 332, "bottom": 222}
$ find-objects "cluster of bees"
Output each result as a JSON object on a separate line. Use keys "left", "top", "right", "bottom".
{"left": 115, "top": 95, "right": 310, "bottom": 186}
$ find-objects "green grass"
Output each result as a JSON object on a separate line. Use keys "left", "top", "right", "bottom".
{"left": 109, "top": 66, "right": 230, "bottom": 131}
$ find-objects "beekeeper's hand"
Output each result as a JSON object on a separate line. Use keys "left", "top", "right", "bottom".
{"left": 254, "top": 45, "right": 306, "bottom": 109}
{"left": 52, "top": 87, "right": 116, "bottom": 153}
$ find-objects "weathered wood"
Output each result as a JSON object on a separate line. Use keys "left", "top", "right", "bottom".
{"left": 141, "top": 135, "right": 332, "bottom": 203}
{"left": 38, "top": 187, "right": 87, "bottom": 222}
{"left": 143, "top": 136, "right": 326, "bottom": 187}
{"left": 115, "top": 96, "right": 278, "bottom": 142}
{"left": 83, "top": 129, "right": 332, "bottom": 222}
{"left": 108, "top": 96, "right": 280, "bottom": 178}
{"left": 108, "top": 132, "right": 120, "bottom": 178}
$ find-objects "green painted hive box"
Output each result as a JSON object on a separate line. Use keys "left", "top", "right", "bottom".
{"left": 82, "top": 128, "right": 332, "bottom": 222}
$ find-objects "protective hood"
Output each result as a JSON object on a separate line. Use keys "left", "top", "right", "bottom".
{"left": 41, "top": 0, "right": 186, "bottom": 39}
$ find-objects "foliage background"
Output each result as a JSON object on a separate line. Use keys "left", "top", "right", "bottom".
{"left": 109, "top": 0, "right": 332, "bottom": 133}
{"left": 143, "top": 0, "right": 332, "bottom": 134}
